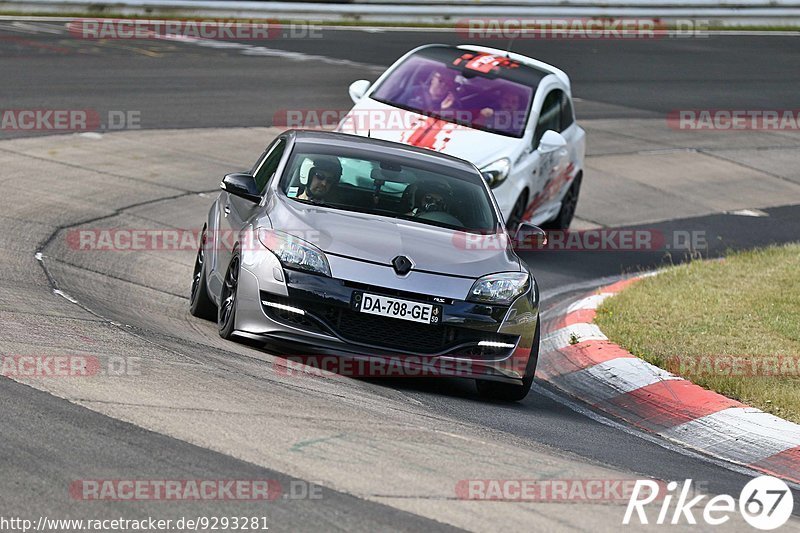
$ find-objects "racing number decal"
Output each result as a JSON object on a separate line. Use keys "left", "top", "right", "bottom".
{"left": 453, "top": 53, "right": 520, "bottom": 74}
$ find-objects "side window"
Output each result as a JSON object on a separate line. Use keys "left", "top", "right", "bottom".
{"left": 532, "top": 90, "right": 562, "bottom": 149}
{"left": 560, "top": 92, "right": 574, "bottom": 131}
{"left": 253, "top": 138, "right": 286, "bottom": 192}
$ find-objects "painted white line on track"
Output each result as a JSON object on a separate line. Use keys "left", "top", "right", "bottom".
{"left": 12, "top": 20, "right": 64, "bottom": 33}
{"left": 192, "top": 40, "right": 251, "bottom": 49}
{"left": 728, "top": 208, "right": 769, "bottom": 217}
{"left": 0, "top": 21, "right": 40, "bottom": 33}
{"left": 52, "top": 288, "right": 78, "bottom": 304}
{"left": 54, "top": 21, "right": 386, "bottom": 72}
{"left": 239, "top": 45, "right": 384, "bottom": 72}
{"left": 142, "top": 30, "right": 384, "bottom": 71}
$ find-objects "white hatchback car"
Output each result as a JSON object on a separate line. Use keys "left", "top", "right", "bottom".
{"left": 337, "top": 44, "right": 586, "bottom": 229}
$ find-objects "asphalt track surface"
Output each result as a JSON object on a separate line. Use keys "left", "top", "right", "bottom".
{"left": 2, "top": 24, "right": 800, "bottom": 133}
{"left": 1, "top": 21, "right": 800, "bottom": 531}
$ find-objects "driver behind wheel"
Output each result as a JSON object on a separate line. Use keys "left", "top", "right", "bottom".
{"left": 407, "top": 179, "right": 452, "bottom": 216}
{"left": 298, "top": 156, "right": 343, "bottom": 203}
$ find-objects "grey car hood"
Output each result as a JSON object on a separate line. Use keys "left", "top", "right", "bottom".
{"left": 268, "top": 195, "right": 520, "bottom": 278}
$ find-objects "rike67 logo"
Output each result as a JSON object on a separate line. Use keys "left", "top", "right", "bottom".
{"left": 624, "top": 476, "right": 794, "bottom": 529}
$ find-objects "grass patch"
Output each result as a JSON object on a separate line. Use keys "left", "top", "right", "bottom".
{"left": 595, "top": 244, "right": 800, "bottom": 423}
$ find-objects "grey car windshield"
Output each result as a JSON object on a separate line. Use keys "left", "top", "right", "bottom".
{"left": 280, "top": 145, "right": 498, "bottom": 232}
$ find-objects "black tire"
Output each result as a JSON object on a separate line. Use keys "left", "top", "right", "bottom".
{"left": 476, "top": 317, "right": 540, "bottom": 402}
{"left": 543, "top": 173, "right": 581, "bottom": 230}
{"left": 506, "top": 191, "right": 528, "bottom": 233}
{"left": 218, "top": 249, "right": 240, "bottom": 340}
{"left": 189, "top": 227, "right": 217, "bottom": 320}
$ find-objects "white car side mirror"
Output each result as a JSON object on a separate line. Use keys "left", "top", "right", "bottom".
{"left": 348, "top": 80, "right": 371, "bottom": 103}
{"left": 537, "top": 130, "right": 567, "bottom": 153}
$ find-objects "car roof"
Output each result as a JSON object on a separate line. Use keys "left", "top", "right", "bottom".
{"left": 402, "top": 45, "right": 549, "bottom": 91}
{"left": 456, "top": 44, "right": 572, "bottom": 89}
{"left": 286, "top": 129, "right": 480, "bottom": 173}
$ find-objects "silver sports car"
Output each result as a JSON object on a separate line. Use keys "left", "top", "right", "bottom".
{"left": 189, "top": 130, "right": 542, "bottom": 400}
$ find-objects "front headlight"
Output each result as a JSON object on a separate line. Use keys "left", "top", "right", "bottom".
{"left": 468, "top": 272, "right": 530, "bottom": 305}
{"left": 480, "top": 158, "right": 511, "bottom": 189}
{"left": 257, "top": 228, "right": 331, "bottom": 277}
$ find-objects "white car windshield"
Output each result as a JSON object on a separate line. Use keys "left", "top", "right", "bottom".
{"left": 370, "top": 47, "right": 541, "bottom": 138}
{"left": 280, "top": 145, "right": 499, "bottom": 232}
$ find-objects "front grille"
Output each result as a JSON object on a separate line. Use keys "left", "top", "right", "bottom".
{"left": 305, "top": 302, "right": 513, "bottom": 355}
{"left": 262, "top": 292, "right": 518, "bottom": 356}
{"left": 333, "top": 307, "right": 456, "bottom": 352}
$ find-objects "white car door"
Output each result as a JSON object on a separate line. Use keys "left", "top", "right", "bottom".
{"left": 525, "top": 88, "right": 570, "bottom": 224}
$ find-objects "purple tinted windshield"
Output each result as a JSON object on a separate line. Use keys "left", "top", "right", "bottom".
{"left": 371, "top": 55, "right": 534, "bottom": 138}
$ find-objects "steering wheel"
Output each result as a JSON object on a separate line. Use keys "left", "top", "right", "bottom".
{"left": 416, "top": 210, "right": 463, "bottom": 226}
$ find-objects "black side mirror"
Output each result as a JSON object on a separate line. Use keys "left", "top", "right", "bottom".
{"left": 220, "top": 173, "right": 261, "bottom": 203}
{"left": 513, "top": 222, "right": 547, "bottom": 250}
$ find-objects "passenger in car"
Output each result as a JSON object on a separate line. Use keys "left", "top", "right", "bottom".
{"left": 477, "top": 90, "right": 526, "bottom": 133}
{"left": 406, "top": 179, "right": 453, "bottom": 217}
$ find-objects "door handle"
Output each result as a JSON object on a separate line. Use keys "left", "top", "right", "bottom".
{"left": 223, "top": 205, "right": 231, "bottom": 217}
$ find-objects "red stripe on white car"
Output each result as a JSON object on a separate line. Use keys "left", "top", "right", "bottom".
{"left": 401, "top": 117, "right": 454, "bottom": 152}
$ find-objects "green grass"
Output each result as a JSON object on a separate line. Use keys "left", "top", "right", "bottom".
{"left": 595, "top": 244, "right": 800, "bottom": 423}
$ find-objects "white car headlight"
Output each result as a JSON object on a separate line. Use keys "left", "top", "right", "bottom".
{"left": 257, "top": 228, "right": 331, "bottom": 277}
{"left": 468, "top": 272, "right": 530, "bottom": 305}
{"left": 479, "top": 158, "right": 511, "bottom": 189}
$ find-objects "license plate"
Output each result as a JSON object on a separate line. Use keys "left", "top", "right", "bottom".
{"left": 354, "top": 292, "right": 441, "bottom": 324}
